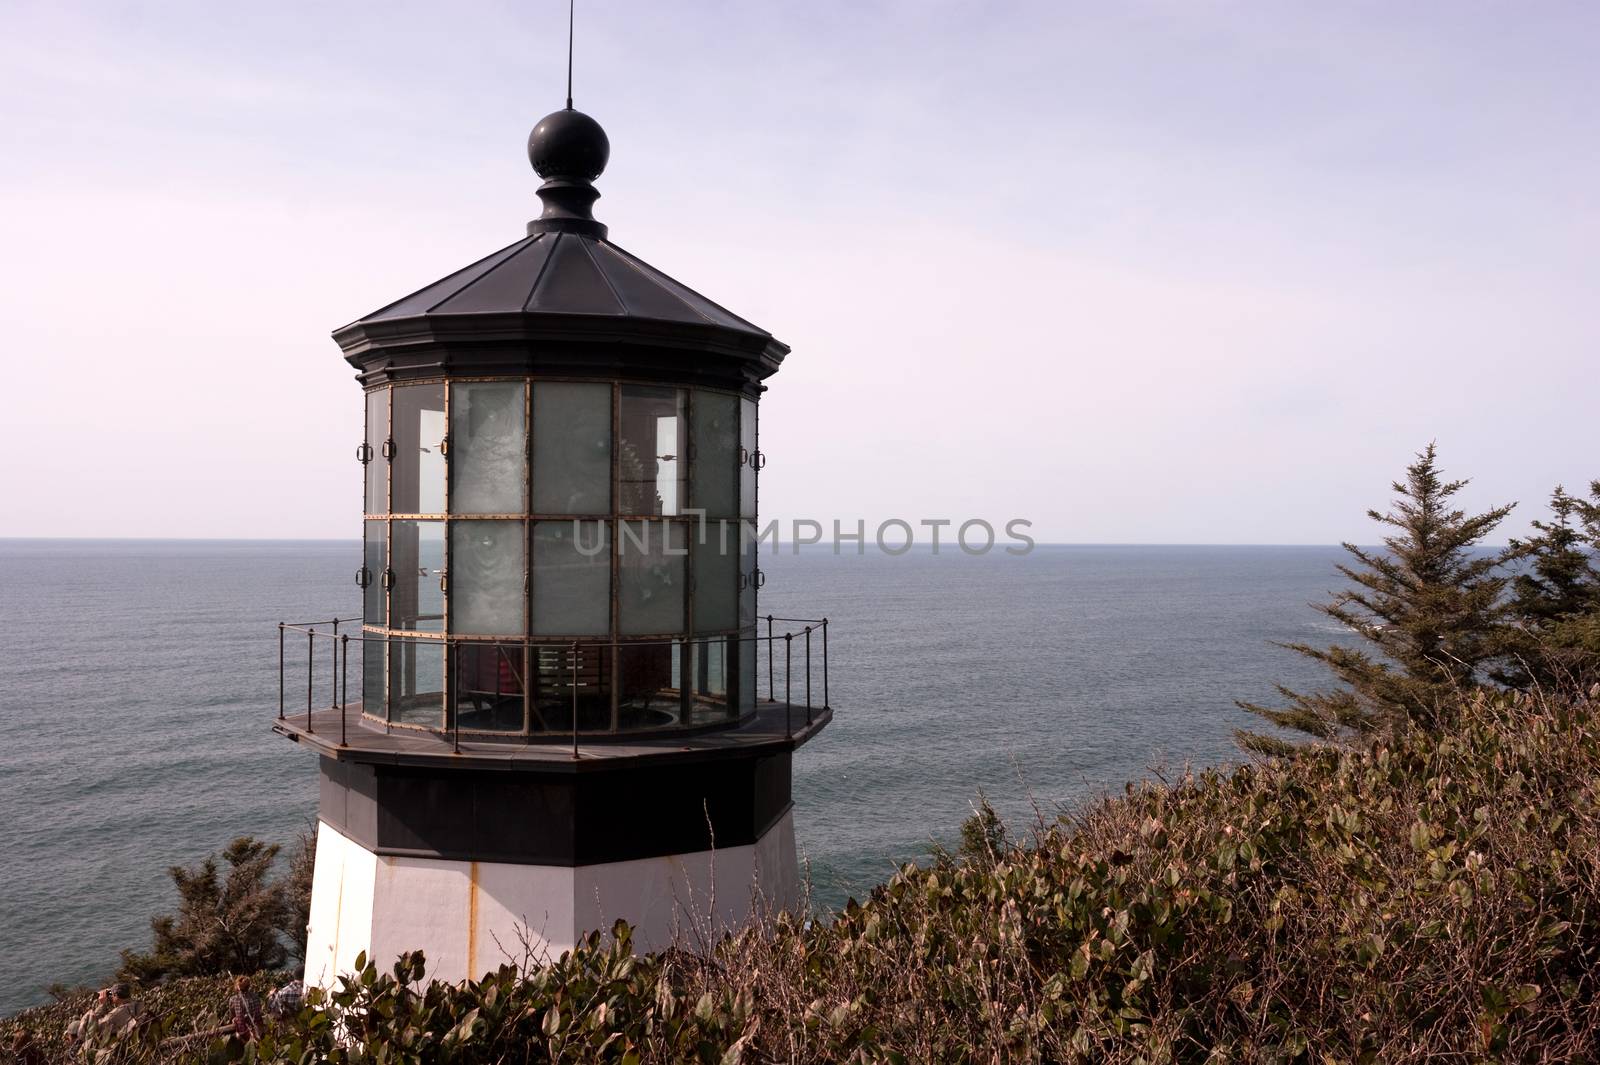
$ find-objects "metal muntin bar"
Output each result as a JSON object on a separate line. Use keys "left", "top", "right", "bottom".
{"left": 370, "top": 510, "right": 742, "bottom": 522}
{"left": 522, "top": 380, "right": 533, "bottom": 734}
{"left": 752, "top": 398, "right": 761, "bottom": 714}
{"left": 367, "top": 625, "right": 730, "bottom": 643}
{"left": 384, "top": 384, "right": 394, "bottom": 513}
{"left": 277, "top": 624, "right": 285, "bottom": 720}
{"left": 610, "top": 383, "right": 621, "bottom": 736}
{"left": 571, "top": 640, "right": 580, "bottom": 760}
{"left": 522, "top": 639, "right": 533, "bottom": 736}
{"left": 370, "top": 630, "right": 742, "bottom": 647}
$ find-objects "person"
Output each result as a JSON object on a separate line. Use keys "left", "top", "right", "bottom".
{"left": 98, "top": 984, "right": 141, "bottom": 1038}
{"left": 267, "top": 978, "right": 305, "bottom": 1020}
{"left": 228, "top": 975, "right": 265, "bottom": 1042}
{"left": 65, "top": 986, "right": 111, "bottom": 1045}
{"left": 67, "top": 984, "right": 140, "bottom": 1062}
{"left": 11, "top": 1029, "right": 46, "bottom": 1065}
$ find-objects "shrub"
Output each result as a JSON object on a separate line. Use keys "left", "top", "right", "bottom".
{"left": 34, "top": 685, "right": 1592, "bottom": 1063}
{"left": 119, "top": 838, "right": 297, "bottom": 984}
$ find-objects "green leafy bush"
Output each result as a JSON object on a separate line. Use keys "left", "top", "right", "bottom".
{"left": 1, "top": 971, "right": 293, "bottom": 1063}
{"left": 13, "top": 686, "right": 1592, "bottom": 1062}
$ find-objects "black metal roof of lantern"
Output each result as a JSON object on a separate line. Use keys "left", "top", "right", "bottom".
{"left": 333, "top": 108, "right": 788, "bottom": 389}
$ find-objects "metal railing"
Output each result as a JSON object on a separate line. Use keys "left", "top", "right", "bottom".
{"left": 276, "top": 616, "right": 831, "bottom": 755}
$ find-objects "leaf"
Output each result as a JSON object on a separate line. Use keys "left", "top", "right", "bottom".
{"left": 449, "top": 1007, "right": 480, "bottom": 1042}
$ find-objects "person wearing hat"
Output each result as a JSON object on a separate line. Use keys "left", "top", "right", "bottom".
{"left": 98, "top": 983, "right": 141, "bottom": 1038}
{"left": 65, "top": 986, "right": 111, "bottom": 1045}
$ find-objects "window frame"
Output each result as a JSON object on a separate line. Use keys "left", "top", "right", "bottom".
{"left": 358, "top": 374, "right": 758, "bottom": 737}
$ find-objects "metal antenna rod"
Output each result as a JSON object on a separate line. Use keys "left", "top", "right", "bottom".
{"left": 565, "top": 0, "right": 575, "bottom": 109}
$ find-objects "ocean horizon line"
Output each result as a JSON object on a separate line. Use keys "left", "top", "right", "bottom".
{"left": 0, "top": 536, "right": 1497, "bottom": 549}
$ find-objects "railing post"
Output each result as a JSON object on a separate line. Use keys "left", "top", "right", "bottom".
{"left": 305, "top": 628, "right": 315, "bottom": 734}
{"left": 339, "top": 634, "right": 349, "bottom": 748}
{"left": 766, "top": 615, "right": 775, "bottom": 703}
{"left": 329, "top": 622, "right": 339, "bottom": 712}
{"left": 571, "top": 641, "right": 580, "bottom": 760}
{"left": 822, "top": 617, "right": 830, "bottom": 711}
{"left": 277, "top": 623, "right": 285, "bottom": 720}
{"left": 784, "top": 632, "right": 793, "bottom": 741}
{"left": 804, "top": 625, "right": 813, "bottom": 726}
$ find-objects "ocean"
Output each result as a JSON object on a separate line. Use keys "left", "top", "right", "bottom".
{"left": 0, "top": 539, "right": 1351, "bottom": 1016}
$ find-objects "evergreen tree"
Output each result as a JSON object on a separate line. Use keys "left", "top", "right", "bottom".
{"left": 1238, "top": 444, "right": 1513, "bottom": 753}
{"left": 1498, "top": 482, "right": 1600, "bottom": 691}
{"left": 119, "top": 837, "right": 293, "bottom": 983}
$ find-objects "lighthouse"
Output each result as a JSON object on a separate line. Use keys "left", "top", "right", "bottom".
{"left": 274, "top": 105, "right": 831, "bottom": 988}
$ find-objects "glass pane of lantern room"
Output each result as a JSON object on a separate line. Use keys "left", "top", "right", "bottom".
{"left": 533, "top": 382, "right": 611, "bottom": 515}
{"left": 390, "top": 637, "right": 444, "bottom": 726}
{"left": 390, "top": 520, "right": 445, "bottom": 632}
{"left": 532, "top": 520, "right": 609, "bottom": 635}
{"left": 739, "top": 397, "right": 757, "bottom": 519}
{"left": 365, "top": 389, "right": 388, "bottom": 514}
{"left": 531, "top": 642, "right": 611, "bottom": 733}
{"left": 450, "top": 382, "right": 526, "bottom": 514}
{"left": 692, "top": 523, "right": 737, "bottom": 632}
{"left": 619, "top": 520, "right": 685, "bottom": 634}
{"left": 617, "top": 641, "right": 680, "bottom": 729}
{"left": 452, "top": 642, "right": 524, "bottom": 732}
{"left": 738, "top": 520, "right": 758, "bottom": 628}
{"left": 620, "top": 386, "right": 686, "bottom": 516}
{"left": 362, "top": 636, "right": 385, "bottom": 717}
{"left": 690, "top": 638, "right": 731, "bottom": 724}
{"left": 691, "top": 390, "right": 738, "bottom": 518}
{"left": 739, "top": 626, "right": 756, "bottom": 712}
{"left": 391, "top": 384, "right": 446, "bottom": 514}
{"left": 363, "top": 520, "right": 386, "bottom": 626}
{"left": 450, "top": 520, "right": 525, "bottom": 635}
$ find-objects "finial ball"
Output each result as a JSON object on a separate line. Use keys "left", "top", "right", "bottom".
{"left": 528, "top": 109, "right": 610, "bottom": 182}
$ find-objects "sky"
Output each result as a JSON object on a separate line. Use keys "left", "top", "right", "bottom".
{"left": 1, "top": 0, "right": 1595, "bottom": 543}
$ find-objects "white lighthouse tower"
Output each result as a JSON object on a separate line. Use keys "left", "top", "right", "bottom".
{"left": 274, "top": 104, "right": 831, "bottom": 987}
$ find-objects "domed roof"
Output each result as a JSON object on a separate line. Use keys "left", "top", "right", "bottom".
{"left": 340, "top": 230, "right": 772, "bottom": 340}
{"left": 332, "top": 108, "right": 787, "bottom": 376}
